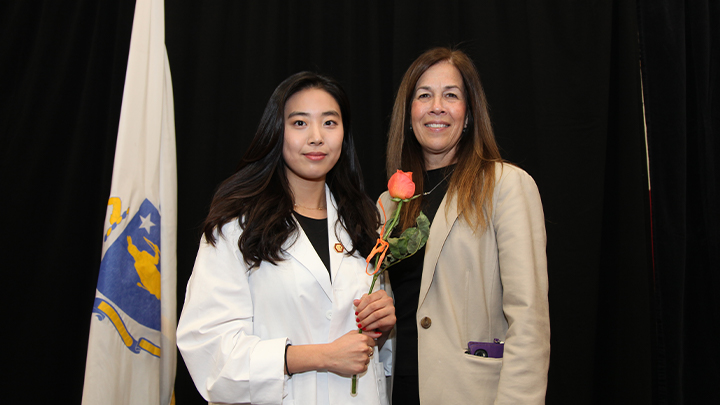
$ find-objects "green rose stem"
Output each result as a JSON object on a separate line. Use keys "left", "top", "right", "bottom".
{"left": 351, "top": 197, "right": 408, "bottom": 394}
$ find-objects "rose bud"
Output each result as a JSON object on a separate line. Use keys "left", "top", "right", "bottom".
{"left": 388, "top": 170, "right": 416, "bottom": 200}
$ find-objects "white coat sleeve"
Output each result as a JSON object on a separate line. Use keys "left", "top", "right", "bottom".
{"left": 493, "top": 167, "right": 550, "bottom": 404}
{"left": 177, "top": 225, "right": 288, "bottom": 405}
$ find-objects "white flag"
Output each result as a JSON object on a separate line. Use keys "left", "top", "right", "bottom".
{"left": 82, "top": 0, "right": 176, "bottom": 403}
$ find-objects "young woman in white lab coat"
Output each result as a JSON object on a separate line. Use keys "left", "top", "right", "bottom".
{"left": 177, "top": 72, "right": 395, "bottom": 405}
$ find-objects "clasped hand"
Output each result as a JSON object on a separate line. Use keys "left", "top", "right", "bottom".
{"left": 326, "top": 290, "right": 395, "bottom": 376}
{"left": 354, "top": 289, "right": 396, "bottom": 333}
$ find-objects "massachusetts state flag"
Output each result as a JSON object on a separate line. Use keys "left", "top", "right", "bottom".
{"left": 82, "top": 0, "right": 176, "bottom": 403}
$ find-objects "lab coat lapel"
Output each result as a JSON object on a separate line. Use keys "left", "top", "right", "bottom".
{"left": 418, "top": 193, "right": 458, "bottom": 309}
{"left": 327, "top": 189, "right": 350, "bottom": 283}
{"left": 285, "top": 215, "right": 333, "bottom": 302}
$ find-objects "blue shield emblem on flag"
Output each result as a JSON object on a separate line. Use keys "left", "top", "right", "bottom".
{"left": 92, "top": 198, "right": 162, "bottom": 356}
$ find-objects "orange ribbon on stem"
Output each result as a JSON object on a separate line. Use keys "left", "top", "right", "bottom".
{"left": 365, "top": 199, "right": 389, "bottom": 276}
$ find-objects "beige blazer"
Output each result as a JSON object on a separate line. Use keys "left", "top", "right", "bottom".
{"left": 381, "top": 163, "right": 550, "bottom": 405}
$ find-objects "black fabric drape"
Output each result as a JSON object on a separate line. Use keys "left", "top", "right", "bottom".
{"left": 2, "top": 1, "right": 653, "bottom": 403}
{"left": 638, "top": 1, "right": 720, "bottom": 403}
{"left": 0, "top": 1, "right": 134, "bottom": 401}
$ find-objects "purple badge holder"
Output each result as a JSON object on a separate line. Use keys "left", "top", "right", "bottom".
{"left": 467, "top": 339, "right": 504, "bottom": 358}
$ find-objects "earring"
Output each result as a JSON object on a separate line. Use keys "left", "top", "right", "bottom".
{"left": 409, "top": 126, "right": 413, "bottom": 132}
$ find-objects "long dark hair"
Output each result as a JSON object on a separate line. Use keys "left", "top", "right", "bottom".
{"left": 203, "top": 72, "right": 380, "bottom": 268}
{"left": 387, "top": 47, "right": 503, "bottom": 232}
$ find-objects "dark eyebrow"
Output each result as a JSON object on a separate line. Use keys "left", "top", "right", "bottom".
{"left": 287, "top": 110, "right": 340, "bottom": 119}
{"left": 321, "top": 110, "right": 340, "bottom": 117}
{"left": 415, "top": 85, "right": 462, "bottom": 92}
{"left": 287, "top": 111, "right": 309, "bottom": 119}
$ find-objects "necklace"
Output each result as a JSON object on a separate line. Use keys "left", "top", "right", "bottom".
{"left": 294, "top": 203, "right": 327, "bottom": 211}
{"left": 423, "top": 169, "right": 454, "bottom": 196}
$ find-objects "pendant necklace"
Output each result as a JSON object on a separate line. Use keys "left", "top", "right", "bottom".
{"left": 294, "top": 203, "right": 327, "bottom": 211}
{"left": 423, "top": 169, "right": 454, "bottom": 196}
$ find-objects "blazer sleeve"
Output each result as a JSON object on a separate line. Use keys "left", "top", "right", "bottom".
{"left": 493, "top": 166, "right": 550, "bottom": 404}
{"left": 176, "top": 223, "right": 288, "bottom": 405}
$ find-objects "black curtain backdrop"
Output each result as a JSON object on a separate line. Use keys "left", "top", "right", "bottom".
{"left": 638, "top": 1, "right": 720, "bottom": 404}
{"left": 1, "top": 1, "right": 678, "bottom": 404}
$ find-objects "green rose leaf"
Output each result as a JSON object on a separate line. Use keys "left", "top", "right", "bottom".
{"left": 387, "top": 236, "right": 402, "bottom": 257}
{"left": 416, "top": 211, "right": 430, "bottom": 233}
{"left": 382, "top": 211, "right": 430, "bottom": 270}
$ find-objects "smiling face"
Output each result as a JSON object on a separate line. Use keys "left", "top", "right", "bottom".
{"left": 410, "top": 61, "right": 468, "bottom": 169}
{"left": 282, "top": 87, "right": 344, "bottom": 188}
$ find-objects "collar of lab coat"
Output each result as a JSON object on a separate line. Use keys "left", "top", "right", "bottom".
{"left": 283, "top": 185, "right": 354, "bottom": 301}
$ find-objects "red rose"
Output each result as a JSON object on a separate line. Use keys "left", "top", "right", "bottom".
{"left": 388, "top": 170, "right": 415, "bottom": 200}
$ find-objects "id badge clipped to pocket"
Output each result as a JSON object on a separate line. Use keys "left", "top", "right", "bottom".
{"left": 467, "top": 338, "right": 504, "bottom": 358}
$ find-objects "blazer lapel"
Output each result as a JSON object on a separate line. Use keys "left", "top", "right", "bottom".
{"left": 418, "top": 193, "right": 458, "bottom": 309}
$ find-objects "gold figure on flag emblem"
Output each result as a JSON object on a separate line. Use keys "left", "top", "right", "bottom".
{"left": 126, "top": 236, "right": 161, "bottom": 299}
{"left": 106, "top": 197, "right": 129, "bottom": 239}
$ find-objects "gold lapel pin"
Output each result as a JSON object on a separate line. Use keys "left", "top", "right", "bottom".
{"left": 334, "top": 243, "right": 344, "bottom": 253}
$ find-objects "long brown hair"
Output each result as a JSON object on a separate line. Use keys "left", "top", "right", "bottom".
{"left": 203, "top": 72, "right": 380, "bottom": 268}
{"left": 387, "top": 47, "right": 503, "bottom": 232}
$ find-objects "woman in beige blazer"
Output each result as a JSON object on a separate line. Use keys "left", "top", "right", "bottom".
{"left": 380, "top": 47, "right": 550, "bottom": 405}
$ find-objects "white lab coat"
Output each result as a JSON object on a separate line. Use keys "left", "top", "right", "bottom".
{"left": 177, "top": 188, "right": 391, "bottom": 405}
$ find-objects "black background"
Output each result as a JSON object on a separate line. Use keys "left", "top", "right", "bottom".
{"left": 2, "top": 1, "right": 716, "bottom": 404}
